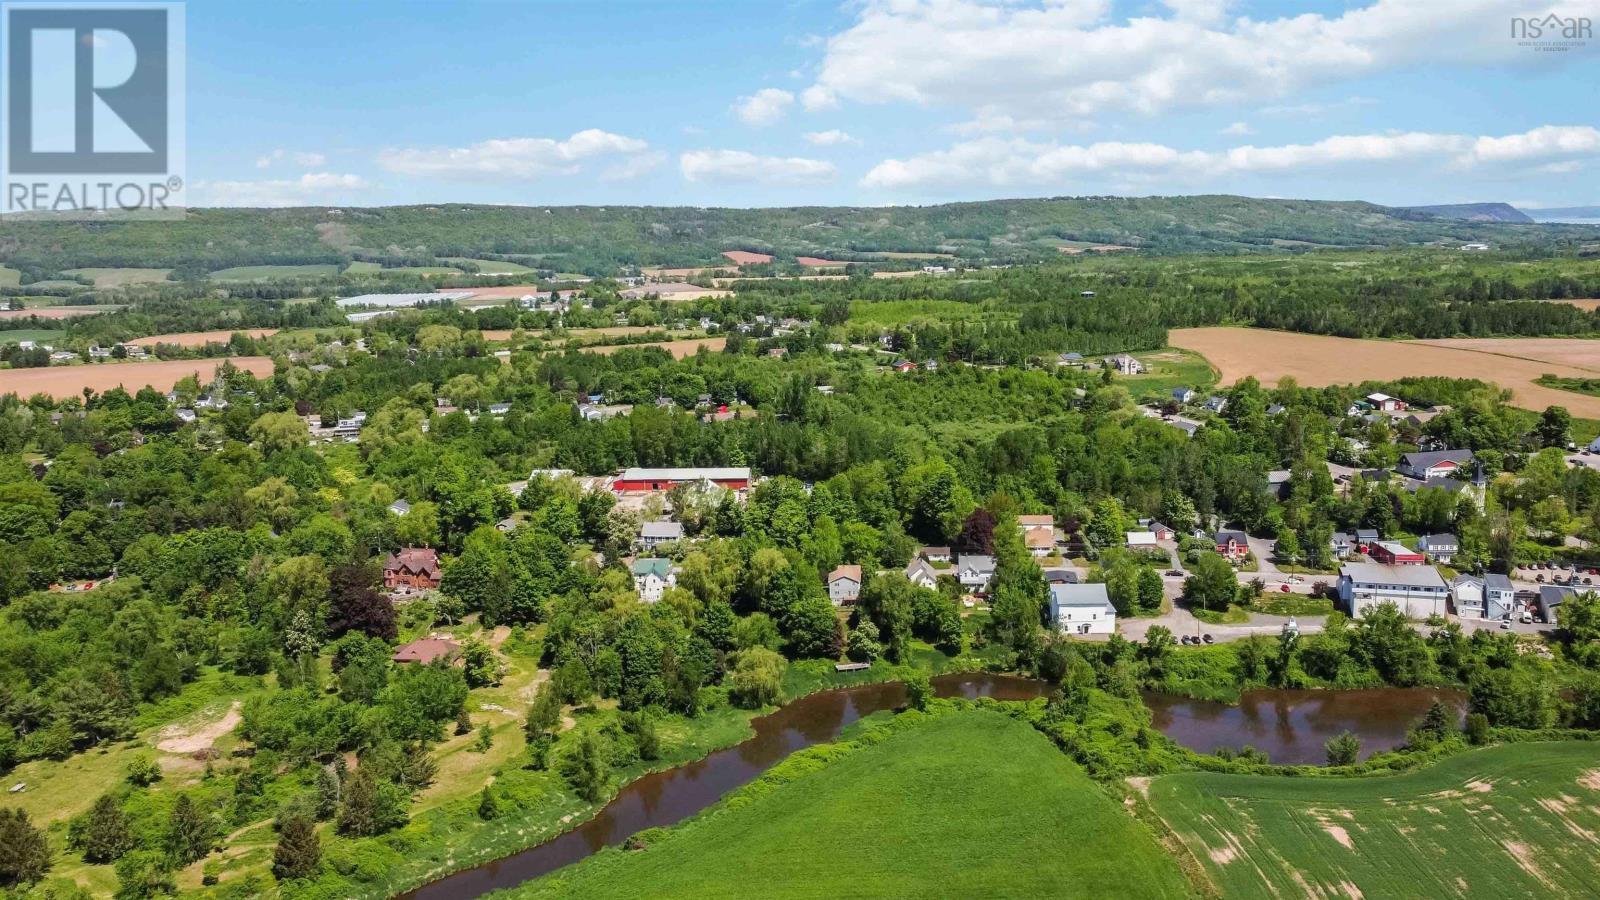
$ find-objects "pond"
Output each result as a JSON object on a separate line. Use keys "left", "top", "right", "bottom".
{"left": 1143, "top": 687, "right": 1468, "bottom": 765}
{"left": 401, "top": 673, "right": 1050, "bottom": 900}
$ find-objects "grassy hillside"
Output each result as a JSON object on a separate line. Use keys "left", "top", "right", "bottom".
{"left": 1148, "top": 741, "right": 1600, "bottom": 899}
{"left": 1, "top": 196, "right": 1595, "bottom": 275}
{"left": 1401, "top": 203, "right": 1535, "bottom": 223}
{"left": 514, "top": 707, "right": 1190, "bottom": 899}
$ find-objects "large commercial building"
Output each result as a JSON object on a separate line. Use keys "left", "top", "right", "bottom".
{"left": 1338, "top": 562, "right": 1448, "bottom": 619}
{"left": 611, "top": 466, "right": 752, "bottom": 492}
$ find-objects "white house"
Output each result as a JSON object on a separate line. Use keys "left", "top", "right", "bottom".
{"left": 956, "top": 555, "right": 996, "bottom": 592}
{"left": 1125, "top": 531, "right": 1158, "bottom": 549}
{"left": 827, "top": 564, "right": 862, "bottom": 605}
{"left": 1398, "top": 449, "right": 1474, "bottom": 481}
{"left": 1048, "top": 583, "right": 1117, "bottom": 636}
{"left": 1416, "top": 533, "right": 1459, "bottom": 564}
{"left": 1338, "top": 562, "right": 1449, "bottom": 619}
{"left": 1104, "top": 354, "right": 1144, "bottom": 375}
{"left": 1366, "top": 392, "right": 1407, "bottom": 412}
{"left": 1450, "top": 573, "right": 1515, "bottom": 620}
{"left": 637, "top": 521, "right": 685, "bottom": 550}
{"left": 631, "top": 558, "right": 677, "bottom": 603}
{"left": 905, "top": 558, "right": 940, "bottom": 589}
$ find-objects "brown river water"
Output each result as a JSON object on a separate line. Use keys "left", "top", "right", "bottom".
{"left": 402, "top": 677, "right": 1462, "bottom": 899}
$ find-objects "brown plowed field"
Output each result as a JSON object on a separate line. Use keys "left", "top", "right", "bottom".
{"left": 0, "top": 357, "right": 274, "bottom": 399}
{"left": 1169, "top": 327, "right": 1600, "bottom": 417}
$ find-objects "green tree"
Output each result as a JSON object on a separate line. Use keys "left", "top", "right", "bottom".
{"left": 1135, "top": 566, "right": 1165, "bottom": 615}
{"left": 1275, "top": 529, "right": 1302, "bottom": 566}
{"left": 126, "top": 753, "right": 162, "bottom": 786}
{"left": 524, "top": 685, "right": 564, "bottom": 770}
{"left": 271, "top": 814, "right": 321, "bottom": 881}
{"left": 1536, "top": 405, "right": 1572, "bottom": 448}
{"left": 74, "top": 794, "right": 136, "bottom": 863}
{"left": 904, "top": 672, "right": 932, "bottom": 712}
{"left": 164, "top": 793, "right": 216, "bottom": 865}
{"left": 477, "top": 786, "right": 502, "bottom": 821}
{"left": 561, "top": 729, "right": 611, "bottom": 802}
{"left": 728, "top": 648, "right": 787, "bottom": 708}
{"left": 1324, "top": 730, "right": 1361, "bottom": 766}
{"left": 248, "top": 410, "right": 307, "bottom": 455}
{"left": 1183, "top": 552, "right": 1238, "bottom": 612}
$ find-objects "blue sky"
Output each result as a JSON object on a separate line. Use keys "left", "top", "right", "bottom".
{"left": 184, "top": 0, "right": 1600, "bottom": 209}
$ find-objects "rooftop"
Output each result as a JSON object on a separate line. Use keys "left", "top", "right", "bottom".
{"left": 1049, "top": 582, "right": 1113, "bottom": 609}
{"left": 1340, "top": 562, "right": 1446, "bottom": 589}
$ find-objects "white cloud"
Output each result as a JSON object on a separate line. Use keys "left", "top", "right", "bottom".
{"left": 255, "top": 149, "right": 328, "bottom": 169}
{"left": 601, "top": 150, "right": 666, "bottom": 181}
{"left": 861, "top": 125, "right": 1600, "bottom": 190}
{"left": 376, "top": 129, "right": 651, "bottom": 180}
{"left": 803, "top": 129, "right": 860, "bottom": 146}
{"left": 1220, "top": 121, "right": 1254, "bottom": 136}
{"left": 732, "top": 88, "right": 795, "bottom": 126}
{"left": 806, "top": 0, "right": 1590, "bottom": 123}
{"left": 800, "top": 84, "right": 838, "bottom": 111}
{"left": 680, "top": 150, "right": 836, "bottom": 185}
{"left": 193, "top": 173, "right": 372, "bottom": 207}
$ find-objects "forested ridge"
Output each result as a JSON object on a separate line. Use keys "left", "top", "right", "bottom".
{"left": 3, "top": 195, "right": 1597, "bottom": 274}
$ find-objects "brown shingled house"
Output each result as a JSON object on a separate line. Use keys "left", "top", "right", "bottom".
{"left": 383, "top": 547, "right": 441, "bottom": 590}
{"left": 391, "top": 637, "right": 461, "bottom": 665}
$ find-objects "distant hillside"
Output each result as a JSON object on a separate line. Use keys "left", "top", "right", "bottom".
{"left": 0, "top": 195, "right": 1594, "bottom": 275}
{"left": 1523, "top": 205, "right": 1600, "bottom": 223}
{"left": 1399, "top": 203, "right": 1535, "bottom": 224}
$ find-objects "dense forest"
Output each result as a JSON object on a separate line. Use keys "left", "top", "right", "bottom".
{"left": 3, "top": 196, "right": 1598, "bottom": 274}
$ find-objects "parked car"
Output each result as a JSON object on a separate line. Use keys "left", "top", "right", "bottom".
{"left": 1280, "top": 584, "right": 1291, "bottom": 592}
{"left": 1201, "top": 634, "right": 1214, "bottom": 644}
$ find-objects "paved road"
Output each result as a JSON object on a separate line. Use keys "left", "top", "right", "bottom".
{"left": 1121, "top": 598, "right": 1328, "bottom": 643}
{"left": 1245, "top": 535, "right": 1282, "bottom": 576}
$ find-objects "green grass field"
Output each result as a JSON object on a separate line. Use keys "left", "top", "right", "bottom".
{"left": 22, "top": 280, "right": 92, "bottom": 292}
{"left": 1120, "top": 347, "right": 1219, "bottom": 399}
{"left": 515, "top": 708, "right": 1189, "bottom": 899}
{"left": 442, "top": 257, "right": 535, "bottom": 274}
{"left": 1148, "top": 741, "right": 1600, "bottom": 898}
{"left": 848, "top": 298, "right": 992, "bottom": 326}
{"left": 0, "top": 266, "right": 20, "bottom": 287}
{"left": 343, "top": 261, "right": 382, "bottom": 274}
{"left": 60, "top": 267, "right": 172, "bottom": 287}
{"left": 0, "top": 329, "right": 64, "bottom": 345}
{"left": 206, "top": 264, "right": 341, "bottom": 281}
{"left": 380, "top": 266, "right": 462, "bottom": 277}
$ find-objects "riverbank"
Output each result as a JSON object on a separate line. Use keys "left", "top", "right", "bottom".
{"left": 501, "top": 704, "right": 1190, "bottom": 900}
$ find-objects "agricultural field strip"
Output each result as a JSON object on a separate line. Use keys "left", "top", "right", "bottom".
{"left": 1148, "top": 742, "right": 1600, "bottom": 899}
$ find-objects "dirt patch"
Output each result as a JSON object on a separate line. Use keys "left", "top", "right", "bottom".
{"left": 1207, "top": 846, "right": 1237, "bottom": 865}
{"left": 0, "top": 306, "right": 109, "bottom": 320}
{"left": 1466, "top": 780, "right": 1494, "bottom": 793}
{"left": 156, "top": 701, "right": 242, "bottom": 754}
{"left": 1546, "top": 298, "right": 1600, "bottom": 311}
{"left": 1169, "top": 327, "right": 1600, "bottom": 418}
{"left": 1501, "top": 839, "right": 1556, "bottom": 889}
{"left": 0, "top": 357, "right": 274, "bottom": 400}
{"left": 1340, "top": 880, "right": 1364, "bottom": 900}
{"left": 1578, "top": 768, "right": 1600, "bottom": 791}
{"left": 1322, "top": 823, "right": 1354, "bottom": 850}
{"left": 576, "top": 338, "right": 726, "bottom": 360}
{"left": 1126, "top": 776, "right": 1152, "bottom": 798}
{"left": 130, "top": 329, "right": 278, "bottom": 348}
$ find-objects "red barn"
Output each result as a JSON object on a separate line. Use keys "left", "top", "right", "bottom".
{"left": 611, "top": 467, "right": 752, "bottom": 493}
{"left": 1368, "top": 541, "right": 1425, "bottom": 565}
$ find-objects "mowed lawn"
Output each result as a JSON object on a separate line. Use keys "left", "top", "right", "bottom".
{"left": 1148, "top": 742, "right": 1600, "bottom": 899}
{"left": 206, "top": 264, "right": 341, "bottom": 281}
{"left": 518, "top": 709, "right": 1189, "bottom": 899}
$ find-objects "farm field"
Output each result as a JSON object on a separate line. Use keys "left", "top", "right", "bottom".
{"left": 0, "top": 306, "right": 114, "bottom": 320}
{"left": 457, "top": 284, "right": 545, "bottom": 299}
{"left": 1147, "top": 742, "right": 1600, "bottom": 899}
{"left": 0, "top": 265, "right": 21, "bottom": 287}
{"left": 381, "top": 265, "right": 462, "bottom": 276}
{"left": 512, "top": 709, "right": 1189, "bottom": 900}
{"left": 1169, "top": 327, "right": 1600, "bottom": 417}
{"left": 206, "top": 264, "right": 340, "bottom": 281}
{"left": 60, "top": 267, "right": 172, "bottom": 287}
{"left": 0, "top": 356, "right": 273, "bottom": 399}
{"left": 1411, "top": 337, "right": 1600, "bottom": 371}
{"left": 1546, "top": 299, "right": 1600, "bottom": 311}
{"left": 577, "top": 337, "right": 726, "bottom": 359}
{"left": 129, "top": 328, "right": 279, "bottom": 347}
{"left": 481, "top": 326, "right": 668, "bottom": 341}
{"left": 442, "top": 257, "right": 536, "bottom": 274}
{"left": 344, "top": 261, "right": 382, "bottom": 274}
{"left": 0, "top": 329, "right": 64, "bottom": 345}
{"left": 1119, "top": 347, "right": 1219, "bottom": 399}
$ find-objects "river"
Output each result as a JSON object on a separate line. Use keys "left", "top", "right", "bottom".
{"left": 399, "top": 673, "right": 1049, "bottom": 900}
{"left": 1144, "top": 686, "right": 1468, "bottom": 764}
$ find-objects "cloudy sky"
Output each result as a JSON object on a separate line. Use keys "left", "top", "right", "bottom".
{"left": 188, "top": 0, "right": 1599, "bottom": 209}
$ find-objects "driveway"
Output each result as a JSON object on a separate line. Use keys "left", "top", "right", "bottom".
{"left": 1120, "top": 599, "right": 1328, "bottom": 643}
{"left": 1245, "top": 535, "right": 1281, "bottom": 576}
